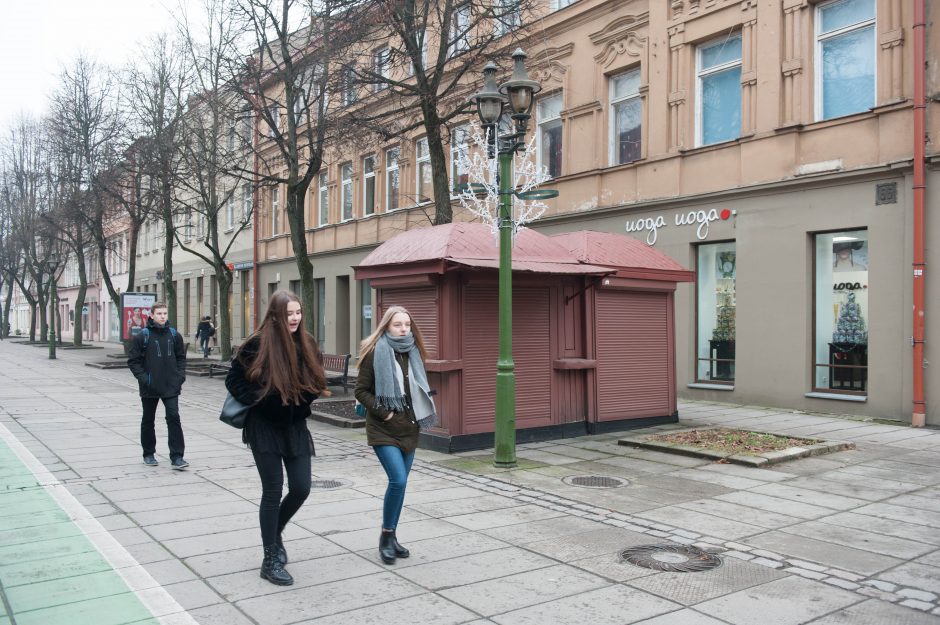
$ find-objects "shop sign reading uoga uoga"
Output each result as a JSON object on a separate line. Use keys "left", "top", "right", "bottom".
{"left": 626, "top": 208, "right": 735, "bottom": 245}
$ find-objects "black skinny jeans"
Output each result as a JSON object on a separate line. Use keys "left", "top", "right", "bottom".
{"left": 252, "top": 449, "right": 311, "bottom": 547}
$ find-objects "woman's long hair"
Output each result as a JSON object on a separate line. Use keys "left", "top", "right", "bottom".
{"left": 359, "top": 305, "right": 428, "bottom": 361}
{"left": 245, "top": 290, "right": 327, "bottom": 404}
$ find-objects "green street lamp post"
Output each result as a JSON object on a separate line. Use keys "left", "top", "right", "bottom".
{"left": 471, "top": 50, "right": 551, "bottom": 468}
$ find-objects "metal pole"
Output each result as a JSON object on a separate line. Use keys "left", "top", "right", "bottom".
{"left": 493, "top": 147, "right": 516, "bottom": 467}
{"left": 48, "top": 273, "right": 56, "bottom": 359}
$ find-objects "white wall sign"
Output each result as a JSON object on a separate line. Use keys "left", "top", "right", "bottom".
{"left": 626, "top": 208, "right": 735, "bottom": 245}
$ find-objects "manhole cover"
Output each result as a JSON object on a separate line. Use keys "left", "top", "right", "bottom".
{"left": 620, "top": 544, "right": 722, "bottom": 572}
{"left": 562, "top": 475, "right": 628, "bottom": 488}
{"left": 311, "top": 479, "right": 350, "bottom": 490}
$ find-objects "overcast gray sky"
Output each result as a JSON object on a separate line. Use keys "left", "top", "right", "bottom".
{"left": 0, "top": 0, "right": 178, "bottom": 129}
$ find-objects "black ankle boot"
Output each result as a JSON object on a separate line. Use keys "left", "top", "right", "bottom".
{"left": 275, "top": 535, "right": 288, "bottom": 565}
{"left": 390, "top": 531, "right": 409, "bottom": 558}
{"left": 379, "top": 530, "right": 397, "bottom": 564}
{"left": 260, "top": 544, "right": 293, "bottom": 585}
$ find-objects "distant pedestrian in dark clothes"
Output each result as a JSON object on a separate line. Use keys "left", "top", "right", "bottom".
{"left": 355, "top": 305, "right": 436, "bottom": 565}
{"left": 127, "top": 301, "right": 188, "bottom": 469}
{"left": 225, "top": 290, "right": 328, "bottom": 586}
{"left": 195, "top": 316, "right": 215, "bottom": 358}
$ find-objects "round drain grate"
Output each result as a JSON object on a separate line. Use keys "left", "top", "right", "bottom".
{"left": 562, "top": 475, "right": 628, "bottom": 488}
{"left": 310, "top": 479, "right": 350, "bottom": 490}
{"left": 620, "top": 544, "right": 722, "bottom": 573}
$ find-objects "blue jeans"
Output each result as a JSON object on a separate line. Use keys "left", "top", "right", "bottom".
{"left": 373, "top": 445, "right": 415, "bottom": 530}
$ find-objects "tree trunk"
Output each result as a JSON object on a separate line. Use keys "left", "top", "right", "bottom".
{"left": 29, "top": 303, "right": 36, "bottom": 342}
{"left": 216, "top": 268, "right": 234, "bottom": 360}
{"left": 424, "top": 109, "right": 452, "bottom": 225}
{"left": 2, "top": 276, "right": 12, "bottom": 338}
{"left": 162, "top": 219, "right": 176, "bottom": 327}
{"left": 73, "top": 248, "right": 88, "bottom": 347}
{"left": 286, "top": 185, "right": 317, "bottom": 336}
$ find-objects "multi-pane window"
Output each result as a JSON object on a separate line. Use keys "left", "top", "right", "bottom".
{"left": 318, "top": 171, "right": 329, "bottom": 226}
{"left": 242, "top": 184, "right": 252, "bottom": 222}
{"left": 374, "top": 47, "right": 389, "bottom": 92}
{"left": 416, "top": 138, "right": 432, "bottom": 204}
{"left": 814, "top": 230, "right": 869, "bottom": 394}
{"left": 610, "top": 69, "right": 642, "bottom": 165}
{"left": 226, "top": 194, "right": 234, "bottom": 230}
{"left": 342, "top": 66, "right": 357, "bottom": 105}
{"left": 268, "top": 104, "right": 280, "bottom": 137}
{"left": 241, "top": 112, "right": 253, "bottom": 146}
{"left": 450, "top": 4, "right": 470, "bottom": 57}
{"left": 270, "top": 187, "right": 279, "bottom": 235}
{"left": 696, "top": 242, "right": 736, "bottom": 384}
{"left": 494, "top": 0, "right": 520, "bottom": 37}
{"left": 551, "top": 0, "right": 574, "bottom": 9}
{"left": 386, "top": 147, "right": 400, "bottom": 211}
{"left": 450, "top": 126, "right": 469, "bottom": 195}
{"left": 696, "top": 33, "right": 742, "bottom": 146}
{"left": 816, "top": 0, "right": 875, "bottom": 121}
{"left": 537, "top": 94, "right": 563, "bottom": 178}
{"left": 341, "top": 163, "right": 354, "bottom": 221}
{"left": 363, "top": 156, "right": 376, "bottom": 215}
{"left": 227, "top": 118, "right": 236, "bottom": 150}
{"left": 293, "top": 88, "right": 306, "bottom": 124}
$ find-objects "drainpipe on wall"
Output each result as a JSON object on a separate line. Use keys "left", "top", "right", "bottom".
{"left": 912, "top": 0, "right": 927, "bottom": 426}
{"left": 252, "top": 115, "right": 261, "bottom": 330}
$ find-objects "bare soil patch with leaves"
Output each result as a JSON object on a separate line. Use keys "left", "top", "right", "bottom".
{"left": 649, "top": 428, "right": 817, "bottom": 457}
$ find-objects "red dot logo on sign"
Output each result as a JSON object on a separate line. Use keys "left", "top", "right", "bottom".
{"left": 720, "top": 209, "right": 732, "bottom": 220}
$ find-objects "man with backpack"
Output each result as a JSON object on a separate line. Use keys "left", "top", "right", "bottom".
{"left": 195, "top": 315, "right": 216, "bottom": 358}
{"left": 127, "top": 301, "right": 189, "bottom": 469}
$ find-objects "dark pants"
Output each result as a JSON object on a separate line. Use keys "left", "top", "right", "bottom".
{"left": 140, "top": 396, "right": 185, "bottom": 460}
{"left": 373, "top": 445, "right": 415, "bottom": 530}
{"left": 252, "top": 450, "right": 311, "bottom": 546}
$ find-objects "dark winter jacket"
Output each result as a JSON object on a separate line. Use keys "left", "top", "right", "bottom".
{"left": 355, "top": 351, "right": 420, "bottom": 454}
{"left": 196, "top": 320, "right": 214, "bottom": 340}
{"left": 225, "top": 335, "right": 320, "bottom": 457}
{"left": 127, "top": 319, "right": 187, "bottom": 398}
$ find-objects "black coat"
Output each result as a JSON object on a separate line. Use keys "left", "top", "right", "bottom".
{"left": 127, "top": 319, "right": 187, "bottom": 398}
{"left": 196, "top": 320, "right": 214, "bottom": 340}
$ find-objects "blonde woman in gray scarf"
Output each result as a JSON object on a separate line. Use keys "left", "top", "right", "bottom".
{"left": 355, "top": 306, "right": 437, "bottom": 565}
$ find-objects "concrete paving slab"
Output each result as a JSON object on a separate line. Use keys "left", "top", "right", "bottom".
{"left": 666, "top": 468, "right": 767, "bottom": 490}
{"left": 323, "top": 518, "right": 467, "bottom": 552}
{"left": 537, "top": 444, "right": 614, "bottom": 461}
{"left": 12, "top": 592, "right": 158, "bottom": 625}
{"left": 809, "top": 598, "right": 940, "bottom": 624}
{"left": 626, "top": 556, "right": 788, "bottom": 605}
{"left": 693, "top": 576, "right": 862, "bottom": 625}
{"left": 632, "top": 609, "right": 731, "bottom": 625}
{"left": 396, "top": 546, "right": 556, "bottom": 590}
{"left": 568, "top": 552, "right": 660, "bottom": 582}
{"left": 292, "top": 592, "right": 478, "bottom": 625}
{"left": 819, "top": 511, "right": 940, "bottom": 546}
{"left": 444, "top": 503, "right": 566, "bottom": 531}
{"left": 407, "top": 493, "right": 524, "bottom": 518}
{"left": 875, "top": 563, "right": 940, "bottom": 590}
{"left": 438, "top": 564, "right": 609, "bottom": 616}
{"left": 715, "top": 491, "right": 849, "bottom": 520}
{"left": 746, "top": 531, "right": 902, "bottom": 575}
{"left": 637, "top": 506, "right": 766, "bottom": 540}
{"left": 480, "top": 514, "right": 604, "bottom": 545}
{"left": 182, "top": 536, "right": 347, "bottom": 578}
{"left": 854, "top": 502, "right": 940, "bottom": 527}
{"left": 748, "top": 483, "right": 869, "bottom": 511}
{"left": 490, "top": 584, "right": 680, "bottom": 625}
{"left": 778, "top": 520, "right": 935, "bottom": 559}
{"left": 675, "top": 499, "right": 802, "bottom": 530}
{"left": 524, "top": 526, "right": 652, "bottom": 561}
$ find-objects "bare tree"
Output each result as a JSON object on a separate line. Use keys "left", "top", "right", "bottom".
{"left": 343, "top": 0, "right": 538, "bottom": 224}
{"left": 226, "top": 0, "right": 352, "bottom": 332}
{"left": 124, "top": 35, "right": 189, "bottom": 326}
{"left": 173, "top": 0, "right": 255, "bottom": 359}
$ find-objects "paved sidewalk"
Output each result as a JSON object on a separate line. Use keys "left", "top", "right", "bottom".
{"left": 1, "top": 340, "right": 938, "bottom": 625}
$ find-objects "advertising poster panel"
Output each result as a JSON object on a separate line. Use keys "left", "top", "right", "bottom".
{"left": 121, "top": 292, "right": 157, "bottom": 341}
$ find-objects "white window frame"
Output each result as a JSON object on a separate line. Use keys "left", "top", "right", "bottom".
{"left": 695, "top": 33, "right": 743, "bottom": 147}
{"left": 318, "top": 171, "right": 329, "bottom": 226}
{"left": 814, "top": 0, "right": 877, "bottom": 122}
{"left": 536, "top": 93, "right": 563, "bottom": 177}
{"left": 268, "top": 104, "right": 280, "bottom": 138}
{"left": 270, "top": 187, "right": 279, "bottom": 235}
{"left": 363, "top": 155, "right": 376, "bottom": 215}
{"left": 551, "top": 0, "right": 574, "bottom": 10}
{"left": 293, "top": 88, "right": 306, "bottom": 125}
{"left": 341, "top": 163, "right": 354, "bottom": 222}
{"left": 494, "top": 0, "right": 521, "bottom": 37}
{"left": 608, "top": 69, "right": 642, "bottom": 166}
{"left": 415, "top": 137, "right": 432, "bottom": 205}
{"left": 374, "top": 47, "right": 389, "bottom": 92}
{"left": 450, "top": 125, "right": 469, "bottom": 199}
{"left": 226, "top": 193, "right": 235, "bottom": 230}
{"left": 242, "top": 184, "right": 252, "bottom": 223}
{"left": 385, "top": 147, "right": 400, "bottom": 211}
{"left": 342, "top": 66, "right": 357, "bottom": 106}
{"left": 450, "top": 4, "right": 470, "bottom": 57}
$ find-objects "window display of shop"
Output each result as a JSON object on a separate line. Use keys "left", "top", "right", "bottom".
{"left": 814, "top": 230, "right": 869, "bottom": 394}
{"left": 696, "top": 242, "right": 736, "bottom": 383}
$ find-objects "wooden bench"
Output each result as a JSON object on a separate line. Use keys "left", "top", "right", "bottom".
{"left": 207, "top": 344, "right": 240, "bottom": 378}
{"left": 322, "top": 353, "right": 352, "bottom": 395}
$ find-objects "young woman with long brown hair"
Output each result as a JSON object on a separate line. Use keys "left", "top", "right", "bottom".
{"left": 225, "top": 290, "right": 327, "bottom": 585}
{"left": 355, "top": 305, "right": 436, "bottom": 565}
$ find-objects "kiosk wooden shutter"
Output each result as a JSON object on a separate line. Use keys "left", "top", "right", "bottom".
{"left": 595, "top": 290, "right": 672, "bottom": 420}
{"left": 381, "top": 287, "right": 439, "bottom": 358}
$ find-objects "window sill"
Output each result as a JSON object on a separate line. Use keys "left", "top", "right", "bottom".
{"left": 687, "top": 382, "right": 734, "bottom": 391}
{"left": 805, "top": 391, "right": 867, "bottom": 403}
{"left": 224, "top": 227, "right": 235, "bottom": 234}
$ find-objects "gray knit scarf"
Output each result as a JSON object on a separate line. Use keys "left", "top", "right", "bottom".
{"left": 373, "top": 331, "right": 437, "bottom": 430}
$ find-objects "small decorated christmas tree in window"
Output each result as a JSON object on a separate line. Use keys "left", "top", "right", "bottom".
{"left": 712, "top": 304, "right": 736, "bottom": 342}
{"left": 832, "top": 292, "right": 868, "bottom": 344}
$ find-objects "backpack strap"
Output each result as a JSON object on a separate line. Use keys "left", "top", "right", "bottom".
{"left": 142, "top": 328, "right": 150, "bottom": 348}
